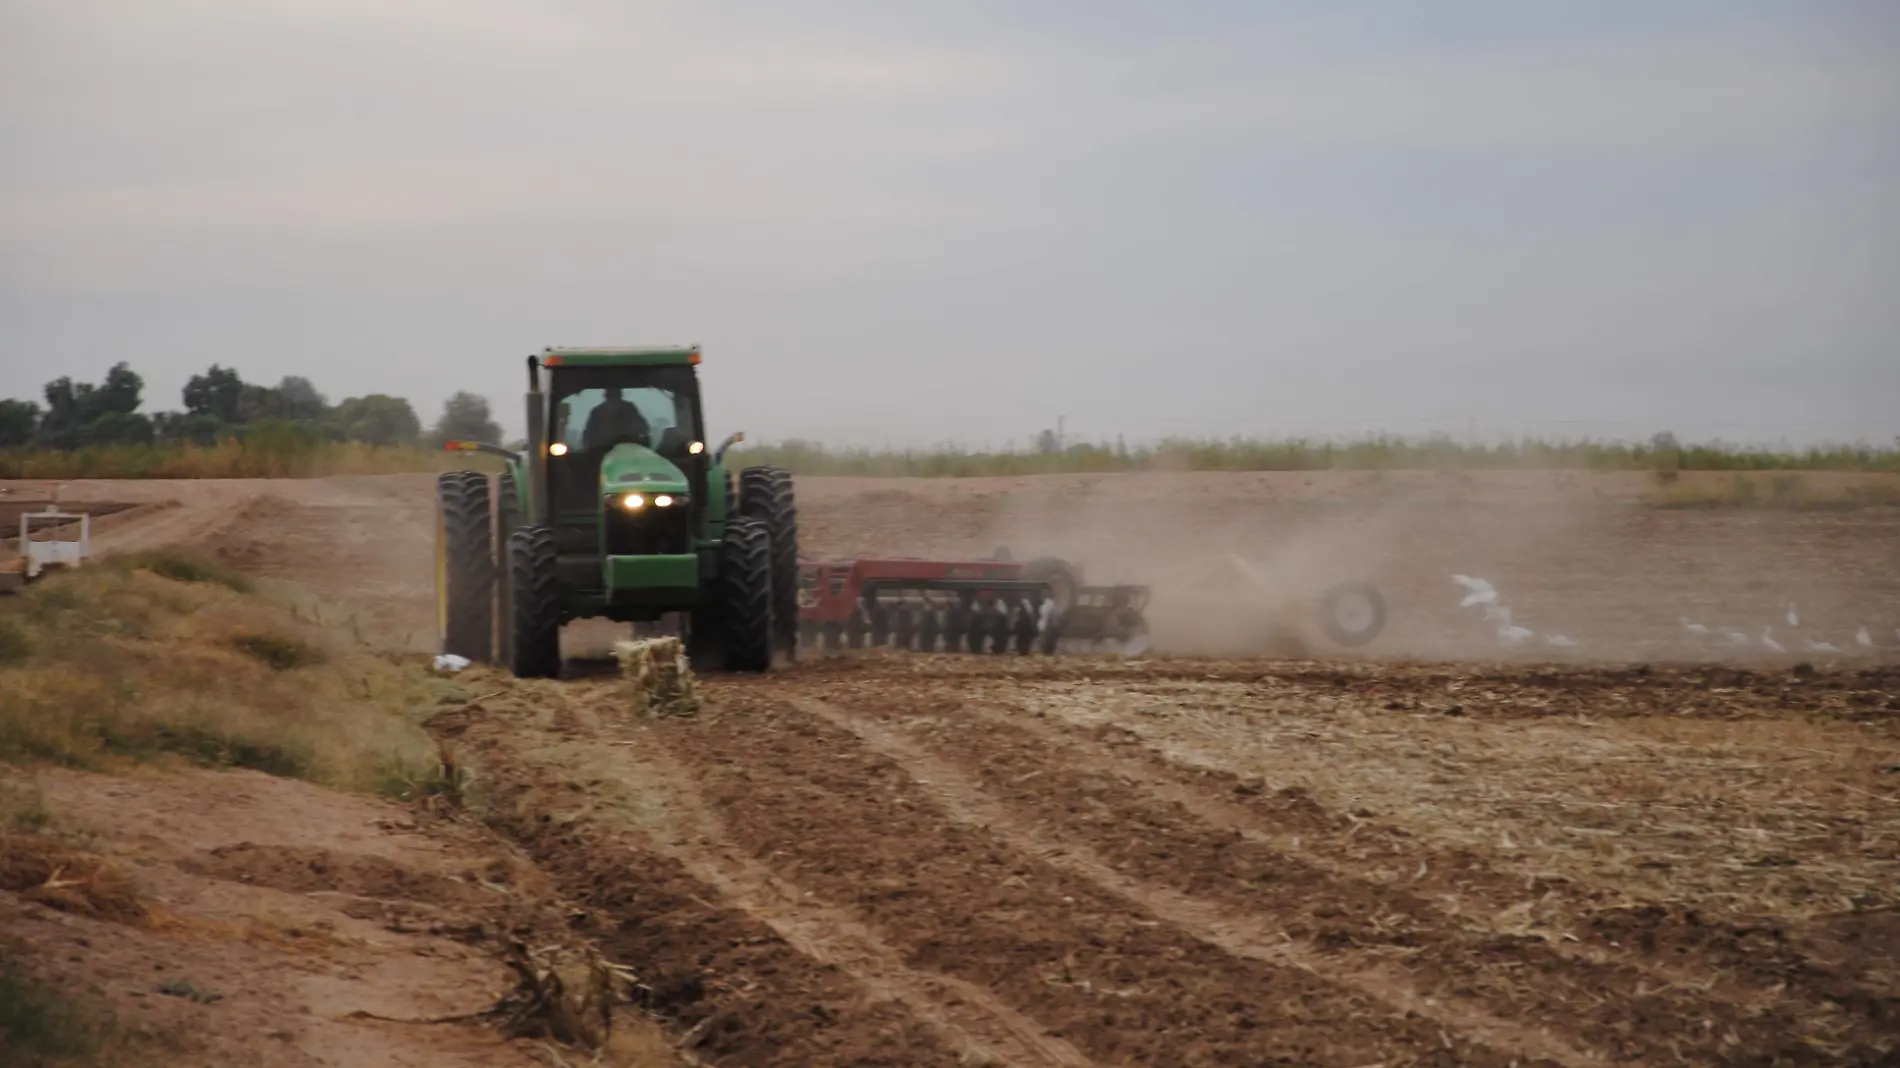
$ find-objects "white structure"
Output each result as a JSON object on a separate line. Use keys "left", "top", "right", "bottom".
{"left": 21, "top": 504, "right": 91, "bottom": 579}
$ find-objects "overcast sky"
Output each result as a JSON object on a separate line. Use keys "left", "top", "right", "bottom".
{"left": 4, "top": 0, "right": 1897, "bottom": 449}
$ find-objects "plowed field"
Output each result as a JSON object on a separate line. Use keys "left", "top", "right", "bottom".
{"left": 9, "top": 470, "right": 1898, "bottom": 1065}
{"left": 432, "top": 655, "right": 1898, "bottom": 1066}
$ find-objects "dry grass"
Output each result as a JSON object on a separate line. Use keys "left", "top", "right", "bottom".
{"left": 0, "top": 832, "right": 147, "bottom": 924}
{"left": 0, "top": 551, "right": 454, "bottom": 798}
{"left": 1653, "top": 470, "right": 1900, "bottom": 510}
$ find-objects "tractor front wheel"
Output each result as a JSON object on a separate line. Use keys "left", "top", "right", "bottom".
{"left": 506, "top": 525, "right": 562, "bottom": 678}
{"left": 436, "top": 471, "right": 494, "bottom": 662}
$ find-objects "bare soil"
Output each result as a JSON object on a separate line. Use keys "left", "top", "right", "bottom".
{"left": 3, "top": 469, "right": 1896, "bottom": 1066}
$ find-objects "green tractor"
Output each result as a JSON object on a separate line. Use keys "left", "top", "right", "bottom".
{"left": 433, "top": 346, "right": 798, "bottom": 677}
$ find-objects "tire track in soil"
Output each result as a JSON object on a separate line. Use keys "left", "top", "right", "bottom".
{"left": 958, "top": 694, "right": 1900, "bottom": 1039}
{"left": 596, "top": 730, "right": 1099, "bottom": 1067}
{"left": 674, "top": 683, "right": 1539, "bottom": 1068}
{"left": 783, "top": 695, "right": 1607, "bottom": 1068}
{"left": 809, "top": 689, "right": 1884, "bottom": 1067}
{"left": 428, "top": 703, "right": 974, "bottom": 1068}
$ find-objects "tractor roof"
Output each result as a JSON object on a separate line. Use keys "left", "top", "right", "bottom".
{"left": 540, "top": 346, "right": 700, "bottom": 367}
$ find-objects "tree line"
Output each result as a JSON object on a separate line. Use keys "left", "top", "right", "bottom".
{"left": 0, "top": 363, "right": 504, "bottom": 452}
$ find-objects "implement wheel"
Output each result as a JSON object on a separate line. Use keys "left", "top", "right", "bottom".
{"left": 506, "top": 525, "right": 561, "bottom": 678}
{"left": 436, "top": 470, "right": 494, "bottom": 662}
{"left": 739, "top": 466, "right": 799, "bottom": 663}
{"left": 1318, "top": 580, "right": 1387, "bottom": 648}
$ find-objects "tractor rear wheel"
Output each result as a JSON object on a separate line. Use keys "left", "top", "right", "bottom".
{"left": 506, "top": 525, "right": 562, "bottom": 678}
{"left": 436, "top": 471, "right": 494, "bottom": 662}
{"left": 739, "top": 465, "right": 799, "bottom": 663}
{"left": 718, "top": 516, "right": 774, "bottom": 673}
{"left": 493, "top": 468, "right": 522, "bottom": 658}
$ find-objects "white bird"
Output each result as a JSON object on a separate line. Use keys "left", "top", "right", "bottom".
{"left": 1856, "top": 626, "right": 1874, "bottom": 650}
{"left": 1760, "top": 625, "right": 1784, "bottom": 655}
{"left": 1498, "top": 621, "right": 1534, "bottom": 646}
{"left": 1805, "top": 637, "right": 1840, "bottom": 654}
{"left": 1681, "top": 617, "right": 1711, "bottom": 637}
{"left": 1452, "top": 574, "right": 1499, "bottom": 608}
{"left": 1724, "top": 628, "right": 1752, "bottom": 646}
{"left": 1545, "top": 633, "right": 1578, "bottom": 649}
{"left": 1785, "top": 603, "right": 1799, "bottom": 628}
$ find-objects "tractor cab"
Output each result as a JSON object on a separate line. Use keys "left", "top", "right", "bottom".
{"left": 537, "top": 354, "right": 708, "bottom": 524}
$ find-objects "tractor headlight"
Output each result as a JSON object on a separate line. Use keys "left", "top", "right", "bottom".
{"left": 653, "top": 494, "right": 675, "bottom": 508}
{"left": 688, "top": 441, "right": 705, "bottom": 455}
{"left": 619, "top": 493, "right": 646, "bottom": 511}
{"left": 549, "top": 442, "right": 569, "bottom": 457}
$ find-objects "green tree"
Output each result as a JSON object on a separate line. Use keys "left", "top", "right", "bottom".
{"left": 87, "top": 410, "right": 155, "bottom": 446}
{"left": 430, "top": 391, "right": 502, "bottom": 446}
{"left": 96, "top": 361, "right": 143, "bottom": 416}
{"left": 36, "top": 362, "right": 144, "bottom": 449}
{"left": 183, "top": 365, "right": 244, "bottom": 424}
{"left": 330, "top": 394, "right": 421, "bottom": 447}
{"left": 237, "top": 383, "right": 291, "bottom": 423}
{"left": 276, "top": 376, "right": 327, "bottom": 420}
{"left": 0, "top": 399, "right": 39, "bottom": 447}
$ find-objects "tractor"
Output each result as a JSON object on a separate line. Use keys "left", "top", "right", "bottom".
{"left": 433, "top": 346, "right": 798, "bottom": 678}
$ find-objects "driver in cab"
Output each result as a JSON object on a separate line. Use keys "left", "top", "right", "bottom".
{"left": 582, "top": 388, "right": 650, "bottom": 450}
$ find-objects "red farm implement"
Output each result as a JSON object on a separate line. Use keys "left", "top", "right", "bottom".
{"left": 796, "top": 552, "right": 1151, "bottom": 655}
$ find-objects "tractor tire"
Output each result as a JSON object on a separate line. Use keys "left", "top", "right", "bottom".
{"left": 822, "top": 621, "right": 843, "bottom": 650}
{"left": 493, "top": 468, "right": 523, "bottom": 658}
{"left": 1318, "top": 580, "right": 1387, "bottom": 648}
{"left": 739, "top": 466, "right": 799, "bottom": 663}
{"left": 506, "top": 525, "right": 562, "bottom": 678}
{"left": 717, "top": 516, "right": 774, "bottom": 673}
{"left": 495, "top": 468, "right": 523, "bottom": 541}
{"left": 869, "top": 600, "right": 891, "bottom": 647}
{"left": 918, "top": 607, "right": 941, "bottom": 653}
{"left": 436, "top": 471, "right": 494, "bottom": 662}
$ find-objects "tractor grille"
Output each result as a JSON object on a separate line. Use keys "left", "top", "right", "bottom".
{"left": 605, "top": 503, "right": 692, "bottom": 557}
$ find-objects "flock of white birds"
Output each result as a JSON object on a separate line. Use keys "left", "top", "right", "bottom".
{"left": 1450, "top": 575, "right": 1577, "bottom": 650}
{"left": 1676, "top": 601, "right": 1889, "bottom": 657}
{"left": 1450, "top": 575, "right": 1891, "bottom": 657}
